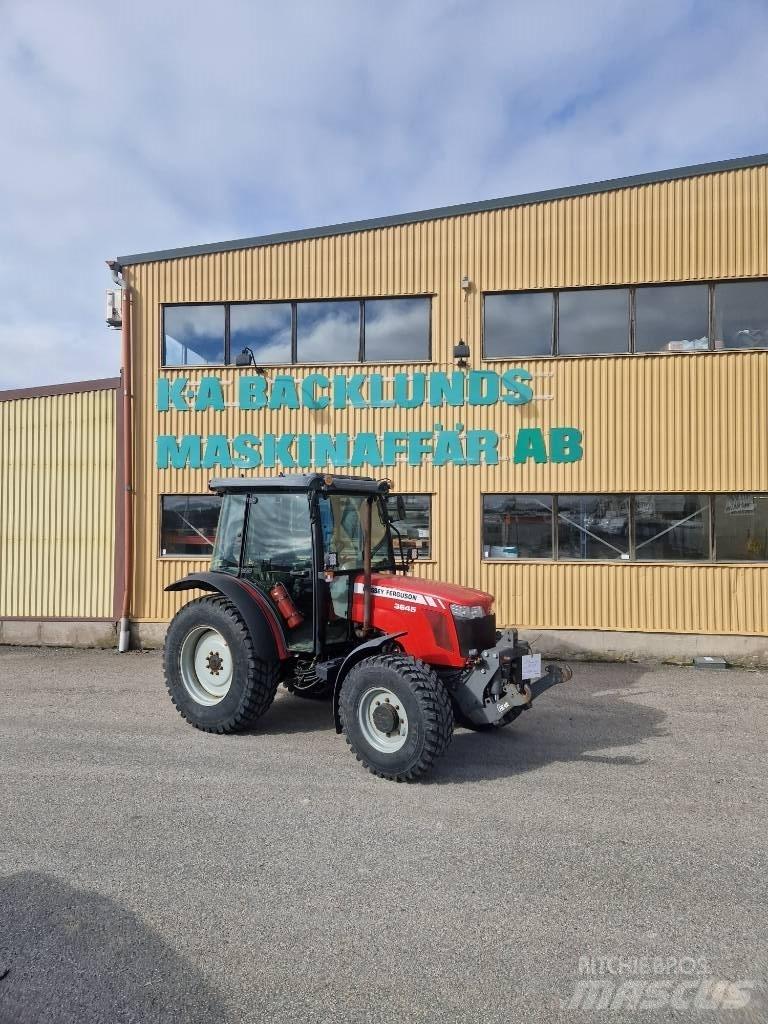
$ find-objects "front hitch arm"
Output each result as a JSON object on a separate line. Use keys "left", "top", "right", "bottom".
{"left": 528, "top": 663, "right": 573, "bottom": 700}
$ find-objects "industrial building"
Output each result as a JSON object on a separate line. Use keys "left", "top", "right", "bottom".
{"left": 2, "top": 152, "right": 768, "bottom": 662}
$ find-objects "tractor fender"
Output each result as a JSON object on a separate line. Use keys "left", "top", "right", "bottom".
{"left": 165, "top": 572, "right": 289, "bottom": 664}
{"left": 332, "top": 632, "right": 406, "bottom": 733}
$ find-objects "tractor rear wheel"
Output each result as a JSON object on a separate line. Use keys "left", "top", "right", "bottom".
{"left": 339, "top": 654, "right": 454, "bottom": 781}
{"left": 163, "top": 595, "right": 279, "bottom": 733}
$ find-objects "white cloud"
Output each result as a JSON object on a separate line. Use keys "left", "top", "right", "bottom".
{"left": 0, "top": 0, "right": 767, "bottom": 387}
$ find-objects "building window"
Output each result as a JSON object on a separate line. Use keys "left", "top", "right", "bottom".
{"left": 296, "top": 300, "right": 361, "bottom": 363}
{"left": 557, "top": 494, "right": 630, "bottom": 559}
{"left": 558, "top": 288, "right": 630, "bottom": 355}
{"left": 482, "top": 493, "right": 768, "bottom": 562}
{"left": 160, "top": 495, "right": 222, "bottom": 556}
{"left": 634, "top": 494, "right": 709, "bottom": 560}
{"left": 364, "top": 297, "right": 430, "bottom": 362}
{"left": 386, "top": 494, "right": 431, "bottom": 559}
{"left": 714, "top": 494, "right": 768, "bottom": 560}
{"left": 482, "top": 495, "right": 553, "bottom": 558}
{"left": 163, "top": 305, "right": 226, "bottom": 365}
{"left": 230, "top": 302, "right": 292, "bottom": 364}
{"left": 635, "top": 285, "right": 709, "bottom": 353}
{"left": 483, "top": 279, "right": 768, "bottom": 359}
{"left": 714, "top": 281, "right": 768, "bottom": 349}
{"left": 484, "top": 292, "right": 553, "bottom": 358}
{"left": 162, "top": 297, "right": 431, "bottom": 367}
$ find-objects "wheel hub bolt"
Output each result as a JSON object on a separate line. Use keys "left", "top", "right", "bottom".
{"left": 206, "top": 651, "right": 224, "bottom": 676}
{"left": 372, "top": 702, "right": 399, "bottom": 734}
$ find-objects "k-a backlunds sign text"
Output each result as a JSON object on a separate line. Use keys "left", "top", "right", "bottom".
{"left": 155, "top": 369, "right": 583, "bottom": 470}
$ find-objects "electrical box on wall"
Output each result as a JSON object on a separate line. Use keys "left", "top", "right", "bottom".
{"left": 106, "top": 289, "right": 122, "bottom": 328}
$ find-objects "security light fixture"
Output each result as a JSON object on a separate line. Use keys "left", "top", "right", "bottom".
{"left": 235, "top": 348, "right": 267, "bottom": 375}
{"left": 235, "top": 347, "right": 255, "bottom": 366}
{"left": 453, "top": 340, "right": 470, "bottom": 368}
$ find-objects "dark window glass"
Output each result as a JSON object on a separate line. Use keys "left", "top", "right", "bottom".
{"left": 318, "top": 494, "right": 391, "bottom": 571}
{"left": 714, "top": 494, "right": 768, "bottom": 560}
{"left": 386, "top": 494, "right": 431, "bottom": 559}
{"left": 558, "top": 289, "right": 629, "bottom": 355}
{"left": 242, "top": 493, "right": 314, "bottom": 576}
{"left": 230, "top": 303, "right": 292, "bottom": 364}
{"left": 634, "top": 494, "right": 709, "bottom": 560}
{"left": 557, "top": 495, "right": 630, "bottom": 559}
{"left": 482, "top": 495, "right": 553, "bottom": 559}
{"left": 635, "top": 285, "right": 709, "bottom": 353}
{"left": 210, "top": 494, "right": 247, "bottom": 574}
{"left": 161, "top": 495, "right": 222, "bottom": 556}
{"left": 484, "top": 292, "right": 553, "bottom": 357}
{"left": 163, "top": 305, "right": 225, "bottom": 365}
{"left": 364, "top": 298, "right": 429, "bottom": 362}
{"left": 296, "top": 301, "right": 360, "bottom": 362}
{"left": 714, "top": 281, "right": 768, "bottom": 349}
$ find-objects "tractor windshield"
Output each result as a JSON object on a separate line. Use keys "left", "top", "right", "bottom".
{"left": 319, "top": 494, "right": 393, "bottom": 572}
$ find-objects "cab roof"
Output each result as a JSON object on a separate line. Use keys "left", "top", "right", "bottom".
{"left": 209, "top": 474, "right": 390, "bottom": 496}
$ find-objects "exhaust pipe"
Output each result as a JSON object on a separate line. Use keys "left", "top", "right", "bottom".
{"left": 362, "top": 497, "right": 373, "bottom": 636}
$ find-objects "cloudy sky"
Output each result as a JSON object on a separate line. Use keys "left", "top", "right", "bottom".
{"left": 1, "top": 0, "right": 767, "bottom": 389}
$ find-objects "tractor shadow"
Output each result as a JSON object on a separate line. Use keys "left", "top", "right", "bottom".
{"left": 428, "top": 663, "right": 669, "bottom": 785}
{"left": 258, "top": 665, "right": 669, "bottom": 785}
{"left": 254, "top": 688, "right": 339, "bottom": 734}
{"left": 0, "top": 872, "right": 229, "bottom": 1024}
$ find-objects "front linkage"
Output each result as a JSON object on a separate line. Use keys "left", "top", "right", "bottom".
{"left": 445, "top": 630, "right": 573, "bottom": 728}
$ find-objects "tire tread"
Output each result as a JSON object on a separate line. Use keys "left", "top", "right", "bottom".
{"left": 162, "top": 594, "right": 279, "bottom": 733}
{"left": 339, "top": 653, "right": 453, "bottom": 782}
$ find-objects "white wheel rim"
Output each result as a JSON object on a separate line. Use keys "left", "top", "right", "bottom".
{"left": 179, "top": 626, "right": 234, "bottom": 706}
{"left": 358, "top": 686, "right": 409, "bottom": 753}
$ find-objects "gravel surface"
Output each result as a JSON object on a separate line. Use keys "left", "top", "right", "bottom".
{"left": 0, "top": 646, "right": 765, "bottom": 1022}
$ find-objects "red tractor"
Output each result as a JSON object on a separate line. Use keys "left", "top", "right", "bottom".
{"left": 163, "top": 474, "right": 571, "bottom": 781}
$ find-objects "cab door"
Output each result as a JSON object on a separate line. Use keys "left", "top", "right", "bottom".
{"left": 240, "top": 491, "right": 315, "bottom": 652}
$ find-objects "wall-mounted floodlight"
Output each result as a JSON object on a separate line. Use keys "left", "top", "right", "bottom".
{"left": 235, "top": 348, "right": 268, "bottom": 375}
{"left": 235, "top": 347, "right": 255, "bottom": 366}
{"left": 453, "top": 340, "right": 470, "bottom": 368}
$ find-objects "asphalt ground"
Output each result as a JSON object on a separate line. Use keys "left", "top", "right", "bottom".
{"left": 0, "top": 646, "right": 765, "bottom": 1023}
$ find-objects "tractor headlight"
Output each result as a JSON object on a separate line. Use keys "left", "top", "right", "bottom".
{"left": 450, "top": 603, "right": 486, "bottom": 619}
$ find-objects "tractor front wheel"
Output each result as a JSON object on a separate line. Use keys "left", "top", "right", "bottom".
{"left": 163, "top": 595, "right": 279, "bottom": 733}
{"left": 339, "top": 654, "right": 454, "bottom": 781}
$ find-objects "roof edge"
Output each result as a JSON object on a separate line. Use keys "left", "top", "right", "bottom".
{"left": 113, "top": 152, "right": 768, "bottom": 268}
{"left": 0, "top": 376, "right": 121, "bottom": 403}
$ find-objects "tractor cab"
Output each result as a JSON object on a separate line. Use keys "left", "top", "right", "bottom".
{"left": 208, "top": 474, "right": 399, "bottom": 655}
{"left": 162, "top": 473, "right": 571, "bottom": 782}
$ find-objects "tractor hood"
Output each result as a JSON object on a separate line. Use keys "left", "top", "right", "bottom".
{"left": 361, "top": 573, "right": 494, "bottom": 612}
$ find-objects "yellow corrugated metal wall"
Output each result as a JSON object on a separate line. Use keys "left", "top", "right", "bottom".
{"left": 129, "top": 166, "right": 768, "bottom": 635}
{"left": 0, "top": 388, "right": 117, "bottom": 619}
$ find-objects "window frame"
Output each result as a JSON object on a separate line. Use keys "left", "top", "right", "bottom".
{"left": 480, "top": 493, "right": 555, "bottom": 561}
{"left": 386, "top": 492, "right": 434, "bottom": 561}
{"left": 556, "top": 285, "right": 632, "bottom": 358}
{"left": 162, "top": 302, "right": 229, "bottom": 368}
{"left": 159, "top": 493, "right": 223, "bottom": 559}
{"left": 161, "top": 295, "right": 433, "bottom": 368}
{"left": 480, "top": 493, "right": 768, "bottom": 564}
{"left": 481, "top": 278, "right": 768, "bottom": 361}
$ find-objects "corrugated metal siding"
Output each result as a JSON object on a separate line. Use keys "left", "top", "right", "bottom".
{"left": 0, "top": 390, "right": 116, "bottom": 618}
{"left": 129, "top": 165, "right": 768, "bottom": 634}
